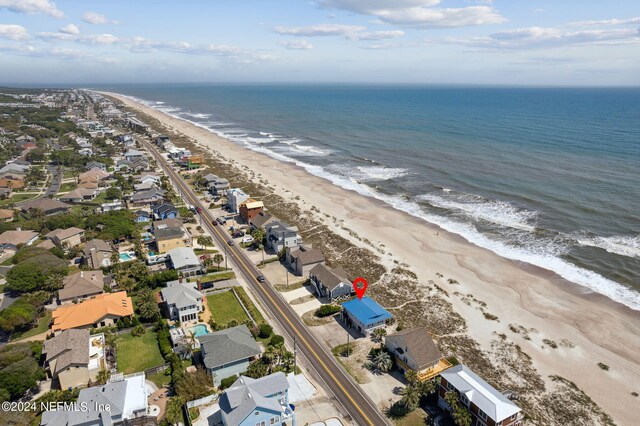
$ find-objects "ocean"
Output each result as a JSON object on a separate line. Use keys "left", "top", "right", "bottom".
{"left": 97, "top": 84, "right": 640, "bottom": 310}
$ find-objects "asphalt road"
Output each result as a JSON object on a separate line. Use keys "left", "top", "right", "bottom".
{"left": 138, "top": 137, "right": 390, "bottom": 426}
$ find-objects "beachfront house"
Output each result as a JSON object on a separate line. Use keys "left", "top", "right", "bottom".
{"left": 287, "top": 245, "right": 325, "bottom": 276}
{"left": 341, "top": 296, "right": 392, "bottom": 336}
{"left": 438, "top": 364, "right": 523, "bottom": 426}
{"left": 219, "top": 372, "right": 294, "bottom": 426}
{"left": 41, "top": 373, "right": 152, "bottom": 426}
{"left": 249, "top": 211, "right": 276, "bottom": 230}
{"left": 385, "top": 327, "right": 451, "bottom": 381}
{"left": 42, "top": 329, "right": 106, "bottom": 390}
{"left": 83, "top": 238, "right": 114, "bottom": 269}
{"left": 227, "top": 188, "right": 249, "bottom": 214}
{"left": 199, "top": 325, "right": 262, "bottom": 386}
{"left": 168, "top": 247, "right": 203, "bottom": 277}
{"left": 238, "top": 199, "right": 264, "bottom": 223}
{"left": 155, "top": 226, "right": 186, "bottom": 254}
{"left": 309, "top": 263, "right": 351, "bottom": 301}
{"left": 58, "top": 270, "right": 105, "bottom": 304}
{"left": 160, "top": 279, "right": 203, "bottom": 322}
{"left": 265, "top": 220, "right": 302, "bottom": 253}
{"left": 203, "top": 173, "right": 230, "bottom": 195}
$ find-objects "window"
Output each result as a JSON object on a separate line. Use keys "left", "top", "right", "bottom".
{"left": 270, "top": 416, "right": 279, "bottom": 425}
{"left": 478, "top": 409, "right": 487, "bottom": 421}
{"left": 460, "top": 394, "right": 469, "bottom": 407}
{"left": 255, "top": 421, "right": 266, "bottom": 426}
{"left": 446, "top": 381, "right": 454, "bottom": 391}
{"left": 510, "top": 414, "right": 517, "bottom": 420}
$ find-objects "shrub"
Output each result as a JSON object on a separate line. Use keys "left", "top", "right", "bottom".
{"left": 116, "top": 319, "right": 124, "bottom": 330}
{"left": 131, "top": 324, "right": 146, "bottom": 337}
{"left": 208, "top": 319, "right": 219, "bottom": 331}
{"left": 122, "top": 317, "right": 132, "bottom": 328}
{"left": 269, "top": 335, "right": 284, "bottom": 347}
{"left": 315, "top": 304, "right": 341, "bottom": 318}
{"left": 598, "top": 362, "right": 610, "bottom": 371}
{"left": 258, "top": 323, "right": 273, "bottom": 339}
{"left": 219, "top": 375, "right": 238, "bottom": 390}
{"left": 226, "top": 319, "right": 238, "bottom": 329}
{"left": 131, "top": 316, "right": 140, "bottom": 326}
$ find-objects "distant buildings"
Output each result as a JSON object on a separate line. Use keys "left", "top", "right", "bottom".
{"left": 439, "top": 364, "right": 522, "bottom": 426}
{"left": 160, "top": 279, "right": 203, "bottom": 322}
{"left": 219, "top": 372, "right": 294, "bottom": 426}
{"left": 341, "top": 296, "right": 392, "bottom": 336}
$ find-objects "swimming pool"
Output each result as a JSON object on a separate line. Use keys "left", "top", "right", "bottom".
{"left": 188, "top": 324, "right": 209, "bottom": 337}
{"left": 119, "top": 252, "right": 133, "bottom": 261}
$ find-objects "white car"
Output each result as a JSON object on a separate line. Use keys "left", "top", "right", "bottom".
{"left": 241, "top": 236, "right": 254, "bottom": 244}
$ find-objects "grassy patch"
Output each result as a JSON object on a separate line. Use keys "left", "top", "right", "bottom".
{"left": 302, "top": 310, "right": 334, "bottom": 326}
{"left": 147, "top": 369, "right": 171, "bottom": 388}
{"left": 290, "top": 294, "right": 315, "bottom": 305}
{"left": 0, "top": 193, "right": 39, "bottom": 206}
{"left": 199, "top": 271, "right": 235, "bottom": 283}
{"left": 194, "top": 248, "right": 218, "bottom": 255}
{"left": 116, "top": 331, "right": 164, "bottom": 374}
{"left": 391, "top": 408, "right": 429, "bottom": 426}
{"left": 11, "top": 311, "right": 51, "bottom": 341}
{"left": 207, "top": 290, "right": 249, "bottom": 326}
{"left": 274, "top": 281, "right": 307, "bottom": 292}
{"left": 234, "top": 286, "right": 265, "bottom": 324}
{"left": 57, "top": 182, "right": 76, "bottom": 193}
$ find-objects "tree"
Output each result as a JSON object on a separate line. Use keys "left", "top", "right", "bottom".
{"left": 95, "top": 369, "right": 110, "bottom": 385}
{"left": 0, "top": 299, "right": 37, "bottom": 332}
{"left": 258, "top": 323, "right": 273, "bottom": 338}
{"left": 213, "top": 253, "right": 224, "bottom": 270}
{"left": 196, "top": 235, "right": 213, "bottom": 248}
{"left": 369, "top": 350, "right": 393, "bottom": 374}
{"left": 104, "top": 187, "right": 122, "bottom": 200}
{"left": 165, "top": 396, "right": 184, "bottom": 425}
{"left": 136, "top": 288, "right": 160, "bottom": 322}
{"left": 6, "top": 252, "right": 68, "bottom": 293}
{"left": 399, "top": 383, "right": 420, "bottom": 412}
{"left": 0, "top": 342, "right": 45, "bottom": 400}
{"left": 371, "top": 328, "right": 387, "bottom": 342}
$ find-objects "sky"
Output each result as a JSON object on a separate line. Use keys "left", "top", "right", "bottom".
{"left": 0, "top": 0, "right": 639, "bottom": 86}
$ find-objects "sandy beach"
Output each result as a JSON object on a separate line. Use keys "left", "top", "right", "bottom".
{"left": 106, "top": 92, "right": 640, "bottom": 425}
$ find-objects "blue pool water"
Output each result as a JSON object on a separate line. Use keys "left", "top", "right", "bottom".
{"left": 119, "top": 252, "right": 133, "bottom": 261}
{"left": 188, "top": 324, "right": 209, "bottom": 337}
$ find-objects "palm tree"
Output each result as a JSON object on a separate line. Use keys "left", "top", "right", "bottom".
{"left": 452, "top": 407, "right": 473, "bottom": 426}
{"left": 137, "top": 289, "right": 160, "bottom": 321}
{"left": 399, "top": 383, "right": 420, "bottom": 411}
{"left": 213, "top": 254, "right": 224, "bottom": 270}
{"left": 371, "top": 328, "right": 386, "bottom": 342}
{"left": 444, "top": 390, "right": 460, "bottom": 411}
{"left": 370, "top": 351, "right": 393, "bottom": 374}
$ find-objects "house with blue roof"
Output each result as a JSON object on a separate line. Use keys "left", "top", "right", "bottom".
{"left": 342, "top": 296, "right": 392, "bottom": 336}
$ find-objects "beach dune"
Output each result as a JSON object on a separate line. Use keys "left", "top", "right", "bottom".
{"left": 106, "top": 92, "right": 640, "bottom": 426}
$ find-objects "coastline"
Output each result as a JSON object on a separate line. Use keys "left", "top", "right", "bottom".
{"left": 104, "top": 91, "right": 640, "bottom": 425}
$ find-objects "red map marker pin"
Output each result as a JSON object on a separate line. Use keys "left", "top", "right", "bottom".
{"left": 353, "top": 277, "right": 368, "bottom": 300}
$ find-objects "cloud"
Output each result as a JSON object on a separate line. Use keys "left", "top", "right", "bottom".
{"left": 348, "top": 30, "right": 404, "bottom": 40}
{"left": 317, "top": 0, "right": 506, "bottom": 28}
{"left": 59, "top": 24, "right": 80, "bottom": 35}
{"left": 0, "top": 43, "right": 87, "bottom": 60}
{"left": 0, "top": 0, "right": 63, "bottom": 18}
{"left": 82, "top": 11, "right": 117, "bottom": 25}
{"left": 279, "top": 39, "right": 314, "bottom": 50}
{"left": 444, "top": 26, "right": 640, "bottom": 49}
{"left": 274, "top": 24, "right": 365, "bottom": 36}
{"left": 570, "top": 17, "right": 640, "bottom": 27}
{"left": 0, "top": 24, "right": 28, "bottom": 41}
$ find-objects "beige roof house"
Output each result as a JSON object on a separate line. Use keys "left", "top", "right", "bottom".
{"left": 385, "top": 327, "right": 451, "bottom": 381}
{"left": 83, "top": 239, "right": 113, "bottom": 269}
{"left": 0, "top": 208, "right": 14, "bottom": 222}
{"left": 21, "top": 198, "right": 70, "bottom": 216}
{"left": 58, "top": 270, "right": 105, "bottom": 303}
{"left": 286, "top": 245, "right": 325, "bottom": 276}
{"left": 46, "top": 227, "right": 85, "bottom": 248}
{"left": 0, "top": 229, "right": 39, "bottom": 248}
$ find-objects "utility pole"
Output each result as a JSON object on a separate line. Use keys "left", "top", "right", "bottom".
{"left": 293, "top": 334, "right": 297, "bottom": 375}
{"left": 347, "top": 332, "right": 350, "bottom": 357}
{"left": 224, "top": 245, "right": 228, "bottom": 270}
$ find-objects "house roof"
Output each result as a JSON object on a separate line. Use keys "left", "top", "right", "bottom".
{"left": 386, "top": 327, "right": 442, "bottom": 370}
{"left": 76, "top": 181, "right": 98, "bottom": 190}
{"left": 199, "top": 324, "right": 261, "bottom": 370}
{"left": 440, "top": 364, "right": 521, "bottom": 422}
{"left": 291, "top": 245, "right": 325, "bottom": 266}
{"left": 59, "top": 270, "right": 104, "bottom": 301}
{"left": 220, "top": 372, "right": 288, "bottom": 426}
{"left": 51, "top": 291, "right": 133, "bottom": 332}
{"left": 168, "top": 247, "right": 200, "bottom": 269}
{"left": 46, "top": 226, "right": 84, "bottom": 241}
{"left": 152, "top": 202, "right": 177, "bottom": 215}
{"left": 37, "top": 239, "right": 56, "bottom": 249}
{"left": 153, "top": 218, "right": 182, "bottom": 230}
{"left": 250, "top": 211, "right": 273, "bottom": 228}
{"left": 154, "top": 227, "right": 183, "bottom": 241}
{"left": 79, "top": 168, "right": 109, "bottom": 182}
{"left": 342, "top": 296, "right": 392, "bottom": 326}
{"left": 130, "top": 188, "right": 166, "bottom": 202}
{"left": 0, "top": 209, "right": 14, "bottom": 220}
{"left": 59, "top": 188, "right": 97, "bottom": 200}
{"left": 161, "top": 280, "right": 202, "bottom": 309}
{"left": 84, "top": 238, "right": 112, "bottom": 254}
{"left": 309, "top": 264, "right": 348, "bottom": 290}
{"left": 0, "top": 229, "right": 38, "bottom": 246}
{"left": 242, "top": 199, "right": 264, "bottom": 210}
{"left": 266, "top": 220, "right": 298, "bottom": 234}
{"left": 43, "top": 329, "right": 90, "bottom": 374}
{"left": 21, "top": 198, "right": 70, "bottom": 213}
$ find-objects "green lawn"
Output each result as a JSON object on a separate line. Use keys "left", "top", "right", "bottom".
{"left": 147, "top": 369, "right": 171, "bottom": 388}
{"left": 116, "top": 330, "right": 164, "bottom": 374}
{"left": 0, "top": 193, "right": 39, "bottom": 206}
{"left": 57, "top": 182, "right": 77, "bottom": 193}
{"left": 235, "top": 287, "right": 265, "bottom": 324}
{"left": 207, "top": 290, "right": 249, "bottom": 326}
{"left": 11, "top": 311, "right": 52, "bottom": 341}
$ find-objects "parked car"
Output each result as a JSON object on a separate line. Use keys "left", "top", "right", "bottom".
{"left": 196, "top": 207, "right": 203, "bottom": 214}
{"left": 241, "top": 236, "right": 254, "bottom": 244}
{"left": 227, "top": 239, "right": 234, "bottom": 246}
{"left": 256, "top": 275, "right": 265, "bottom": 283}
{"left": 216, "top": 217, "right": 226, "bottom": 225}
{"left": 232, "top": 231, "right": 244, "bottom": 238}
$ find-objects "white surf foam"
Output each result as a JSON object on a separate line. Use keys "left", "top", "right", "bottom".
{"left": 418, "top": 193, "right": 538, "bottom": 232}
{"left": 576, "top": 234, "right": 640, "bottom": 259}
{"left": 356, "top": 166, "right": 410, "bottom": 181}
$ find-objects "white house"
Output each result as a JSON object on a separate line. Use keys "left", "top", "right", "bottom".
{"left": 227, "top": 188, "right": 249, "bottom": 214}
{"left": 160, "top": 279, "right": 203, "bottom": 322}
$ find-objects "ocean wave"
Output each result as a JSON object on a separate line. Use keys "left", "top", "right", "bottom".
{"left": 417, "top": 193, "right": 538, "bottom": 232}
{"left": 245, "top": 136, "right": 277, "bottom": 144}
{"left": 576, "top": 234, "right": 640, "bottom": 259}
{"left": 181, "top": 112, "right": 212, "bottom": 119}
{"left": 356, "top": 166, "right": 410, "bottom": 181}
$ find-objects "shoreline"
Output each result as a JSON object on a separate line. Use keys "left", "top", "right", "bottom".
{"left": 103, "top": 91, "right": 640, "bottom": 425}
